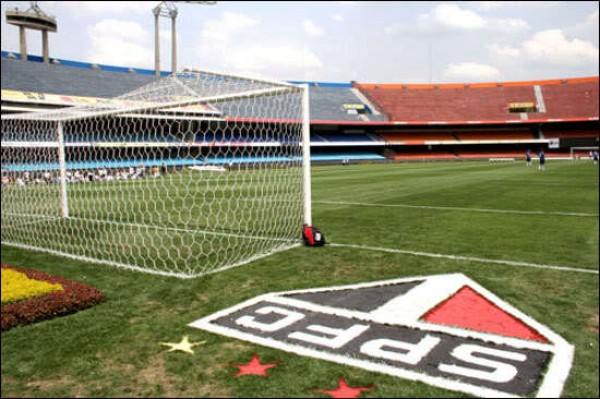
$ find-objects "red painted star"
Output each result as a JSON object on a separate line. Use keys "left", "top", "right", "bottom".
{"left": 231, "top": 354, "right": 281, "bottom": 377}
{"left": 316, "top": 377, "right": 374, "bottom": 398}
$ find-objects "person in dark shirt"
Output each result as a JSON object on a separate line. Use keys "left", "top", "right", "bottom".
{"left": 525, "top": 149, "right": 532, "bottom": 166}
{"left": 538, "top": 149, "right": 545, "bottom": 170}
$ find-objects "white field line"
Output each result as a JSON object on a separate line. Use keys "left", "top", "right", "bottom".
{"left": 317, "top": 200, "right": 598, "bottom": 218}
{"left": 328, "top": 242, "right": 599, "bottom": 275}
{"left": 67, "top": 216, "right": 296, "bottom": 243}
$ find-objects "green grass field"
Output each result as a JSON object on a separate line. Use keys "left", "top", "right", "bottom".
{"left": 1, "top": 160, "right": 598, "bottom": 398}
{"left": 1, "top": 167, "right": 303, "bottom": 277}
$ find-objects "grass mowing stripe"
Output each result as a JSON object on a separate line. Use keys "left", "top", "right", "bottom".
{"left": 68, "top": 216, "right": 297, "bottom": 243}
{"left": 317, "top": 200, "right": 598, "bottom": 217}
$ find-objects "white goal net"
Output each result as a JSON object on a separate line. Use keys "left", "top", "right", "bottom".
{"left": 1, "top": 70, "right": 311, "bottom": 278}
{"left": 570, "top": 146, "right": 599, "bottom": 159}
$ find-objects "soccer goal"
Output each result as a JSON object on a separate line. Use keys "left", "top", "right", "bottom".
{"left": 570, "top": 146, "right": 599, "bottom": 160}
{"left": 1, "top": 69, "right": 312, "bottom": 278}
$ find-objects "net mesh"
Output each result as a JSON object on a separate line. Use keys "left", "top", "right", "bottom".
{"left": 1, "top": 70, "right": 306, "bottom": 278}
{"left": 570, "top": 146, "right": 599, "bottom": 159}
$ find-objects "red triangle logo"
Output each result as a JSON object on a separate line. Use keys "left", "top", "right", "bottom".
{"left": 422, "top": 286, "right": 547, "bottom": 342}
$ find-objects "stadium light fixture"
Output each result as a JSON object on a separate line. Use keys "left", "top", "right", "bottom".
{"left": 5, "top": 1, "right": 57, "bottom": 63}
{"left": 153, "top": 1, "right": 217, "bottom": 77}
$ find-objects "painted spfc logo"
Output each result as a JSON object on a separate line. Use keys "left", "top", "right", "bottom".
{"left": 189, "top": 273, "right": 573, "bottom": 397}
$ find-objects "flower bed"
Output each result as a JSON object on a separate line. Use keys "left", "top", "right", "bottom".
{"left": 2, "top": 268, "right": 64, "bottom": 304}
{"left": 1, "top": 264, "right": 105, "bottom": 331}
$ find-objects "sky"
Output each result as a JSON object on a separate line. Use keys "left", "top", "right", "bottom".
{"left": 1, "top": 1, "right": 598, "bottom": 84}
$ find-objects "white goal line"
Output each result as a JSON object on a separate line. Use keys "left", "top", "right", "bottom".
{"left": 328, "top": 243, "right": 598, "bottom": 275}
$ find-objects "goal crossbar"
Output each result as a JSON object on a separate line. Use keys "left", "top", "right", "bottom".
{"left": 1, "top": 85, "right": 298, "bottom": 123}
{"left": 570, "top": 146, "right": 599, "bottom": 157}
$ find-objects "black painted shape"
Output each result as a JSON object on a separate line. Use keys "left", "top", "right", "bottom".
{"left": 284, "top": 280, "right": 424, "bottom": 312}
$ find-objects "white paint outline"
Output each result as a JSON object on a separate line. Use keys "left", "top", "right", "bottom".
{"left": 192, "top": 319, "right": 519, "bottom": 398}
{"left": 189, "top": 273, "right": 574, "bottom": 398}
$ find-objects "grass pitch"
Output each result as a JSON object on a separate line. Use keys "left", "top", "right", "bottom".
{"left": 1, "top": 160, "right": 598, "bottom": 398}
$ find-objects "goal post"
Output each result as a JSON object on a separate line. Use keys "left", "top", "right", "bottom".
{"left": 570, "top": 146, "right": 599, "bottom": 159}
{"left": 57, "top": 121, "right": 69, "bottom": 218}
{"left": 1, "top": 70, "right": 313, "bottom": 278}
{"left": 302, "top": 83, "right": 312, "bottom": 228}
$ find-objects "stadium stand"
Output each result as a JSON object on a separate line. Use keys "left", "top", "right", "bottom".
{"left": 288, "top": 82, "right": 386, "bottom": 122}
{"left": 1, "top": 54, "right": 157, "bottom": 98}
{"left": 380, "top": 131, "right": 458, "bottom": 145}
{"left": 315, "top": 133, "right": 378, "bottom": 142}
{"left": 536, "top": 78, "right": 598, "bottom": 120}
{"left": 1, "top": 55, "right": 383, "bottom": 123}
{"left": 2, "top": 52, "right": 598, "bottom": 162}
{"left": 454, "top": 129, "right": 535, "bottom": 142}
{"left": 355, "top": 78, "right": 599, "bottom": 122}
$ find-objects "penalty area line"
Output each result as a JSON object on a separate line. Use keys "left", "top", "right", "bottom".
{"left": 328, "top": 242, "right": 598, "bottom": 275}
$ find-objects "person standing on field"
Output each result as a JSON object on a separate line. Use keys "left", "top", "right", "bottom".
{"left": 525, "top": 149, "right": 532, "bottom": 166}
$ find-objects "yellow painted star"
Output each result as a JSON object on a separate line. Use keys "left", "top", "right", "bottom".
{"left": 159, "top": 335, "right": 206, "bottom": 354}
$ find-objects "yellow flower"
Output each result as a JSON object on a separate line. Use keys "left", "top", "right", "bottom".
{"left": 1, "top": 269, "right": 64, "bottom": 304}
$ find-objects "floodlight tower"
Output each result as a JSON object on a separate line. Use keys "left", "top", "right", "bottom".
{"left": 153, "top": 1, "right": 216, "bottom": 77}
{"left": 5, "top": 1, "right": 57, "bottom": 63}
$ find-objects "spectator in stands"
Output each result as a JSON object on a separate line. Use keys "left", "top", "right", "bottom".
{"left": 135, "top": 166, "right": 145, "bottom": 179}
{"left": 538, "top": 149, "right": 546, "bottom": 171}
{"left": 99, "top": 167, "right": 108, "bottom": 181}
{"left": 525, "top": 149, "right": 532, "bottom": 166}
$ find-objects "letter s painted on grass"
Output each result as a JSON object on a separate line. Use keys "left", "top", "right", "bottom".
{"left": 360, "top": 335, "right": 441, "bottom": 365}
{"left": 438, "top": 344, "right": 527, "bottom": 383}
